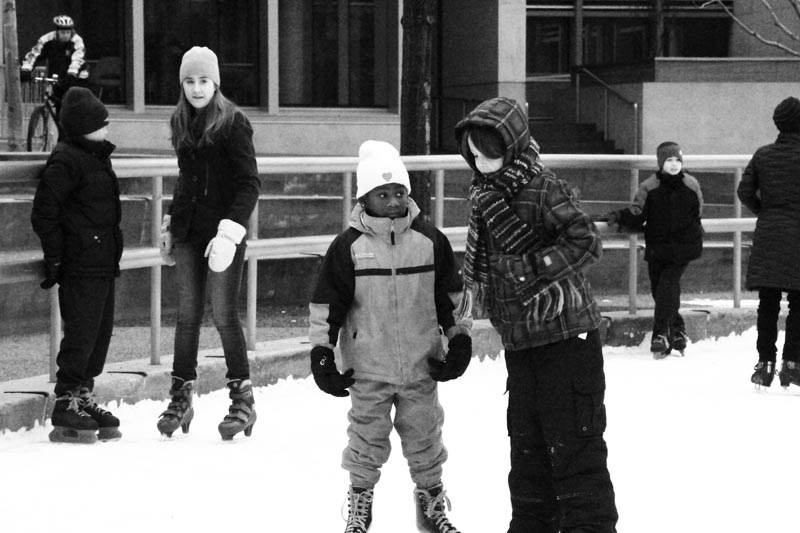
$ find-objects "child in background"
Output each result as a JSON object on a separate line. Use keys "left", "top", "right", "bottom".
{"left": 602, "top": 142, "right": 703, "bottom": 358}
{"left": 738, "top": 96, "right": 800, "bottom": 389}
{"left": 308, "top": 140, "right": 472, "bottom": 533}
{"left": 455, "top": 97, "right": 617, "bottom": 533}
{"left": 31, "top": 86, "right": 122, "bottom": 444}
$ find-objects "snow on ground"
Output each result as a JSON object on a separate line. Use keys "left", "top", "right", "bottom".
{"left": 1, "top": 327, "right": 798, "bottom": 533}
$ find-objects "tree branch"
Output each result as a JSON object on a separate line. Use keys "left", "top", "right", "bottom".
{"left": 700, "top": 0, "right": 800, "bottom": 56}
{"left": 760, "top": 0, "right": 800, "bottom": 43}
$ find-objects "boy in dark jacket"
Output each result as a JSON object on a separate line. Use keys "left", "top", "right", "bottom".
{"left": 308, "top": 140, "right": 472, "bottom": 533}
{"left": 602, "top": 142, "right": 704, "bottom": 358}
{"left": 31, "top": 87, "right": 122, "bottom": 444}
{"left": 738, "top": 96, "right": 800, "bottom": 389}
{"left": 456, "top": 97, "right": 617, "bottom": 533}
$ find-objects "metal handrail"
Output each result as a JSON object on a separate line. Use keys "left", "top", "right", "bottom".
{"left": 574, "top": 66, "right": 640, "bottom": 154}
{"left": 0, "top": 153, "right": 753, "bottom": 381}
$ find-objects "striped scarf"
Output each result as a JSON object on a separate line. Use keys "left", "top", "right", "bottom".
{"left": 457, "top": 142, "right": 544, "bottom": 317}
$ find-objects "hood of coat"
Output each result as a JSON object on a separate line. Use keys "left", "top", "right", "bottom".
{"left": 349, "top": 197, "right": 420, "bottom": 241}
{"left": 454, "top": 96, "right": 532, "bottom": 171}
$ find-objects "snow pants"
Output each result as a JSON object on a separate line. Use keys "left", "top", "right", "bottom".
{"left": 54, "top": 276, "right": 115, "bottom": 396}
{"left": 342, "top": 378, "right": 447, "bottom": 490}
{"left": 648, "top": 260, "right": 688, "bottom": 338}
{"left": 505, "top": 329, "right": 618, "bottom": 533}
{"left": 756, "top": 288, "right": 800, "bottom": 362}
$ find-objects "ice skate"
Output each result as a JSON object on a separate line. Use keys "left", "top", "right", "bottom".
{"left": 650, "top": 334, "right": 671, "bottom": 360}
{"left": 79, "top": 387, "right": 122, "bottom": 441}
{"left": 670, "top": 328, "right": 689, "bottom": 356}
{"left": 414, "top": 484, "right": 460, "bottom": 533}
{"left": 157, "top": 377, "right": 194, "bottom": 437}
{"left": 779, "top": 360, "right": 800, "bottom": 388}
{"left": 217, "top": 378, "right": 257, "bottom": 440}
{"left": 49, "top": 390, "right": 98, "bottom": 444}
{"left": 751, "top": 361, "right": 776, "bottom": 388}
{"left": 342, "top": 486, "right": 373, "bottom": 533}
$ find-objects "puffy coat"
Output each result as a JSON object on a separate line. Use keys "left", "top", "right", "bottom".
{"left": 168, "top": 110, "right": 260, "bottom": 246}
{"left": 31, "top": 137, "right": 122, "bottom": 277}
{"left": 308, "top": 200, "right": 466, "bottom": 385}
{"left": 617, "top": 170, "right": 704, "bottom": 264}
{"left": 22, "top": 31, "right": 87, "bottom": 79}
{"left": 738, "top": 132, "right": 800, "bottom": 291}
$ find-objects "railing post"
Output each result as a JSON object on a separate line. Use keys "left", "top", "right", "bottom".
{"left": 343, "top": 171, "right": 353, "bottom": 230}
{"left": 49, "top": 287, "right": 60, "bottom": 382}
{"left": 628, "top": 168, "right": 639, "bottom": 315}
{"left": 633, "top": 103, "right": 639, "bottom": 155}
{"left": 434, "top": 169, "right": 445, "bottom": 228}
{"left": 603, "top": 89, "right": 609, "bottom": 142}
{"left": 733, "top": 167, "right": 743, "bottom": 308}
{"left": 575, "top": 70, "right": 581, "bottom": 123}
{"left": 246, "top": 203, "right": 259, "bottom": 350}
{"left": 150, "top": 175, "right": 162, "bottom": 365}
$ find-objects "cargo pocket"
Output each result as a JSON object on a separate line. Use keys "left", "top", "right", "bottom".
{"left": 572, "top": 372, "right": 607, "bottom": 438}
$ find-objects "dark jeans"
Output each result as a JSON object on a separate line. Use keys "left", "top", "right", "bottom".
{"left": 172, "top": 240, "right": 249, "bottom": 382}
{"left": 54, "top": 277, "right": 115, "bottom": 396}
{"left": 648, "top": 260, "right": 688, "bottom": 337}
{"left": 505, "top": 330, "right": 618, "bottom": 533}
{"left": 756, "top": 288, "right": 800, "bottom": 363}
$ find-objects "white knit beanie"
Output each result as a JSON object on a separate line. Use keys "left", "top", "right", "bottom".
{"left": 356, "top": 140, "right": 411, "bottom": 199}
{"left": 179, "top": 46, "right": 220, "bottom": 86}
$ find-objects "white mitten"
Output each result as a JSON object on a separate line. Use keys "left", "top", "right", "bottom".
{"left": 159, "top": 215, "right": 176, "bottom": 266}
{"left": 204, "top": 219, "right": 246, "bottom": 272}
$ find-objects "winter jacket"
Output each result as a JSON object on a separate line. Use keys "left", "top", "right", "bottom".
{"left": 168, "top": 110, "right": 260, "bottom": 246}
{"left": 455, "top": 97, "right": 603, "bottom": 351}
{"left": 308, "top": 200, "right": 468, "bottom": 385}
{"left": 617, "top": 170, "right": 704, "bottom": 264}
{"left": 31, "top": 137, "right": 122, "bottom": 277}
{"left": 738, "top": 132, "right": 800, "bottom": 291}
{"left": 22, "top": 31, "right": 87, "bottom": 79}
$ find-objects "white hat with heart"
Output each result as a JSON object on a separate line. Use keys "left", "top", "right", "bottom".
{"left": 356, "top": 140, "right": 411, "bottom": 199}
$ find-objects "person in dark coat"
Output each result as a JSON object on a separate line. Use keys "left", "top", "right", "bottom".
{"left": 601, "top": 142, "right": 704, "bottom": 358}
{"left": 31, "top": 87, "right": 122, "bottom": 444}
{"left": 738, "top": 96, "right": 800, "bottom": 389}
{"left": 156, "top": 47, "right": 261, "bottom": 440}
{"left": 456, "top": 97, "right": 618, "bottom": 533}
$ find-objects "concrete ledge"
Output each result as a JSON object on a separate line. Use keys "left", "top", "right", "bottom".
{"left": 0, "top": 309, "right": 761, "bottom": 434}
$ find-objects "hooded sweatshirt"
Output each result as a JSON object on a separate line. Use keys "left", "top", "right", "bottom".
{"left": 455, "top": 97, "right": 602, "bottom": 351}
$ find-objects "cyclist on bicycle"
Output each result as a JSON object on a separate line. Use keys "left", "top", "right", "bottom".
{"left": 20, "top": 14, "right": 90, "bottom": 110}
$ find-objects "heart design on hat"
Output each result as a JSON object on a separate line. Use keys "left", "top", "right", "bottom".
{"left": 382, "top": 172, "right": 392, "bottom": 181}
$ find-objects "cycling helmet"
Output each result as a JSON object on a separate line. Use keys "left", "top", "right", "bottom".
{"left": 53, "top": 15, "right": 74, "bottom": 29}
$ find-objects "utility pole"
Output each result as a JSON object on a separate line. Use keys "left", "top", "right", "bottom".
{"left": 3, "top": 0, "right": 23, "bottom": 151}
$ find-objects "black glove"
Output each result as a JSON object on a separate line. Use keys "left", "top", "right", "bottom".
{"left": 20, "top": 69, "right": 32, "bottom": 82}
{"left": 594, "top": 211, "right": 618, "bottom": 224}
{"left": 40, "top": 261, "right": 61, "bottom": 290}
{"left": 310, "top": 346, "right": 355, "bottom": 397}
{"left": 429, "top": 334, "right": 472, "bottom": 382}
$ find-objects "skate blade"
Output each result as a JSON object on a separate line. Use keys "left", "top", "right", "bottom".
{"left": 98, "top": 427, "right": 122, "bottom": 441}
{"left": 49, "top": 426, "right": 98, "bottom": 444}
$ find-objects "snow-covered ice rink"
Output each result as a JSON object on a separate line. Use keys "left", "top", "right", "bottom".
{"left": 1, "top": 326, "right": 797, "bottom": 532}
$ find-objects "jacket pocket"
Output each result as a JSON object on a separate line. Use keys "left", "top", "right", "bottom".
{"left": 78, "top": 228, "right": 115, "bottom": 268}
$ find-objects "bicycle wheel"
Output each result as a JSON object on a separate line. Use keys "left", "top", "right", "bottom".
{"left": 27, "top": 106, "right": 56, "bottom": 152}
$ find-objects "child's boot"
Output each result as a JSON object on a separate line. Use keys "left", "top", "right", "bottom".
{"left": 779, "top": 360, "right": 800, "bottom": 387}
{"left": 49, "top": 389, "right": 98, "bottom": 444}
{"left": 414, "top": 483, "right": 460, "bottom": 533}
{"left": 79, "top": 386, "right": 122, "bottom": 441}
{"left": 218, "top": 378, "right": 257, "bottom": 440}
{"left": 343, "top": 486, "right": 373, "bottom": 533}
{"left": 156, "top": 377, "right": 195, "bottom": 437}
{"left": 650, "top": 333, "right": 671, "bottom": 359}
{"left": 751, "top": 360, "right": 776, "bottom": 388}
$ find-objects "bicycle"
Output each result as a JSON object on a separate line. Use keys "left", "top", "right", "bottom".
{"left": 26, "top": 73, "right": 63, "bottom": 152}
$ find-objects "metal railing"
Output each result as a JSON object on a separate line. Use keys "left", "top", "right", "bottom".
{"left": 574, "top": 67, "right": 640, "bottom": 154}
{"left": 0, "top": 153, "right": 754, "bottom": 382}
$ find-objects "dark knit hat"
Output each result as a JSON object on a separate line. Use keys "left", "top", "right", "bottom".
{"left": 656, "top": 141, "right": 683, "bottom": 170}
{"left": 59, "top": 87, "right": 108, "bottom": 138}
{"left": 773, "top": 96, "right": 800, "bottom": 132}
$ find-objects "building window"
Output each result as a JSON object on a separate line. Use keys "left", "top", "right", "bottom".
{"left": 143, "top": 0, "right": 259, "bottom": 106}
{"left": 279, "top": 0, "right": 388, "bottom": 107}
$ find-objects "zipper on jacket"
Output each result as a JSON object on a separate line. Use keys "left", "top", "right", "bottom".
{"left": 390, "top": 219, "right": 395, "bottom": 245}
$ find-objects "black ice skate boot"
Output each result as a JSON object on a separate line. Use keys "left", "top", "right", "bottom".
{"left": 79, "top": 387, "right": 122, "bottom": 441}
{"left": 49, "top": 390, "right": 99, "bottom": 444}
{"left": 343, "top": 486, "right": 373, "bottom": 533}
{"left": 217, "top": 378, "right": 257, "bottom": 440}
{"left": 650, "top": 334, "right": 671, "bottom": 360}
{"left": 156, "top": 377, "right": 195, "bottom": 437}
{"left": 414, "top": 484, "right": 460, "bottom": 533}
{"left": 779, "top": 360, "right": 800, "bottom": 388}
{"left": 751, "top": 361, "right": 776, "bottom": 388}
{"left": 670, "top": 327, "right": 689, "bottom": 356}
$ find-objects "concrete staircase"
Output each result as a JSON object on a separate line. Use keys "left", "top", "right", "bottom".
{"left": 529, "top": 119, "right": 622, "bottom": 155}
